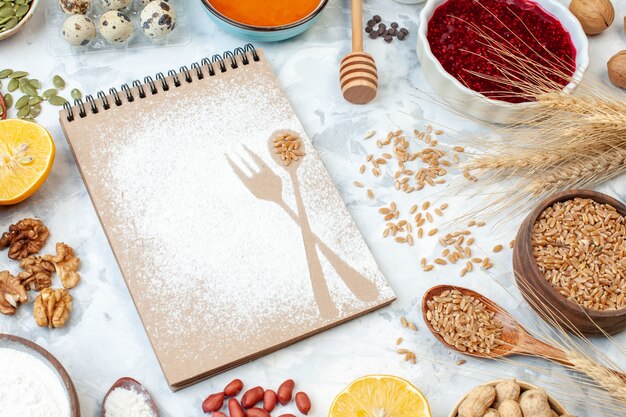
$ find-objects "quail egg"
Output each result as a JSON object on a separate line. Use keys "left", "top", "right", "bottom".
{"left": 62, "top": 15, "right": 96, "bottom": 46}
{"left": 140, "top": 1, "right": 176, "bottom": 40}
{"left": 138, "top": 0, "right": 165, "bottom": 8}
{"left": 100, "top": 0, "right": 131, "bottom": 11}
{"left": 59, "top": 0, "right": 91, "bottom": 14}
{"left": 98, "top": 11, "right": 134, "bottom": 44}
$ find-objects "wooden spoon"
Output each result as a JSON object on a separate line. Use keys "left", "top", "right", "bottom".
{"left": 101, "top": 377, "right": 159, "bottom": 417}
{"left": 339, "top": 0, "right": 378, "bottom": 104}
{"left": 422, "top": 285, "right": 626, "bottom": 383}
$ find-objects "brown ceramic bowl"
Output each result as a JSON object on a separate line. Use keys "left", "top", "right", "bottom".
{"left": 0, "top": 0, "right": 40, "bottom": 41}
{"left": 512, "top": 189, "right": 626, "bottom": 335}
{"left": 0, "top": 333, "right": 80, "bottom": 416}
{"left": 447, "top": 380, "right": 570, "bottom": 417}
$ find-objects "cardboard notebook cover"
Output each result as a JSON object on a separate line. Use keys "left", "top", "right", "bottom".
{"left": 59, "top": 47, "right": 395, "bottom": 389}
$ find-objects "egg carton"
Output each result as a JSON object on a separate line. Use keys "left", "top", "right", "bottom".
{"left": 45, "top": 0, "right": 189, "bottom": 56}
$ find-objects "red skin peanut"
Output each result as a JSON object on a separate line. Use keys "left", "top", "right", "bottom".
{"left": 241, "top": 386, "right": 264, "bottom": 408}
{"left": 212, "top": 412, "right": 228, "bottom": 417}
{"left": 228, "top": 398, "right": 246, "bottom": 417}
{"left": 263, "top": 389, "right": 277, "bottom": 412}
{"left": 202, "top": 392, "right": 225, "bottom": 413}
{"left": 277, "top": 379, "right": 295, "bottom": 405}
{"left": 295, "top": 392, "right": 311, "bottom": 415}
{"left": 224, "top": 379, "right": 244, "bottom": 397}
{"left": 245, "top": 407, "right": 270, "bottom": 417}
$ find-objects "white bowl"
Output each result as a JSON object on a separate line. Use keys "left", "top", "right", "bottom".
{"left": 416, "top": 0, "right": 589, "bottom": 124}
{"left": 0, "top": 0, "right": 40, "bottom": 41}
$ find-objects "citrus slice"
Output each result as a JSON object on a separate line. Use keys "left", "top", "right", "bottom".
{"left": 0, "top": 119, "right": 55, "bottom": 205}
{"left": 329, "top": 375, "right": 431, "bottom": 417}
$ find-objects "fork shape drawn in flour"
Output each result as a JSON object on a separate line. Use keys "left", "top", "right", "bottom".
{"left": 226, "top": 145, "right": 380, "bottom": 318}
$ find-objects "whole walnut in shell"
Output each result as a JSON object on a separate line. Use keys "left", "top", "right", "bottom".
{"left": 608, "top": 51, "right": 626, "bottom": 88}
{"left": 0, "top": 271, "right": 28, "bottom": 315}
{"left": 34, "top": 288, "right": 72, "bottom": 328}
{"left": 43, "top": 242, "right": 80, "bottom": 289}
{"left": 0, "top": 218, "right": 50, "bottom": 260}
{"left": 569, "top": 0, "right": 615, "bottom": 35}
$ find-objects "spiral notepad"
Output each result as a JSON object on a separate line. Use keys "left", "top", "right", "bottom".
{"left": 60, "top": 45, "right": 395, "bottom": 390}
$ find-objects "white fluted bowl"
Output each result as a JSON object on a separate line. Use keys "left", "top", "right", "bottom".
{"left": 416, "top": 0, "right": 589, "bottom": 124}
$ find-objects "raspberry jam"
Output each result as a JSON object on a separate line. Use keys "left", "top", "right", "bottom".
{"left": 427, "top": 0, "right": 576, "bottom": 103}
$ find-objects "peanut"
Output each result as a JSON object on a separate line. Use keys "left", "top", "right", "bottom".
{"left": 459, "top": 385, "right": 496, "bottom": 417}
{"left": 241, "top": 386, "right": 264, "bottom": 408}
{"left": 202, "top": 392, "right": 225, "bottom": 413}
{"left": 484, "top": 408, "right": 500, "bottom": 417}
{"left": 228, "top": 398, "right": 245, "bottom": 417}
{"left": 498, "top": 399, "right": 523, "bottom": 417}
{"left": 519, "top": 389, "right": 552, "bottom": 417}
{"left": 245, "top": 407, "right": 270, "bottom": 417}
{"left": 494, "top": 380, "right": 520, "bottom": 408}
{"left": 212, "top": 412, "right": 228, "bottom": 417}
{"left": 278, "top": 415, "right": 297, "bottom": 417}
{"left": 277, "top": 379, "right": 295, "bottom": 405}
{"left": 295, "top": 392, "right": 311, "bottom": 415}
{"left": 224, "top": 379, "right": 244, "bottom": 397}
{"left": 263, "top": 389, "right": 277, "bottom": 412}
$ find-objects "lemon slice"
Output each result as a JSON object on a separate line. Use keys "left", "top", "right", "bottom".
{"left": 329, "top": 375, "right": 431, "bottom": 417}
{"left": 0, "top": 119, "right": 55, "bottom": 205}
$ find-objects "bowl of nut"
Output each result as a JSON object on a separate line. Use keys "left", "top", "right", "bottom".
{"left": 0, "top": 0, "right": 40, "bottom": 41}
{"left": 0, "top": 334, "right": 80, "bottom": 416}
{"left": 448, "top": 379, "right": 570, "bottom": 417}
{"left": 513, "top": 189, "right": 626, "bottom": 335}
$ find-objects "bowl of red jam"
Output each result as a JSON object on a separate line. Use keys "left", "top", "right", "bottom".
{"left": 417, "top": 0, "right": 589, "bottom": 124}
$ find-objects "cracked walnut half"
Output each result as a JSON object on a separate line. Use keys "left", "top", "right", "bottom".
{"left": 0, "top": 218, "right": 50, "bottom": 260}
{"left": 43, "top": 242, "right": 80, "bottom": 289}
{"left": 18, "top": 255, "right": 55, "bottom": 291}
{"left": 34, "top": 288, "right": 72, "bottom": 328}
{"left": 0, "top": 271, "right": 28, "bottom": 315}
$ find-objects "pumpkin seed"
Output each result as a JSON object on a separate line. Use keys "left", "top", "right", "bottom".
{"left": 52, "top": 75, "right": 65, "bottom": 89}
{"left": 15, "top": 4, "right": 28, "bottom": 17}
{"left": 2, "top": 16, "right": 17, "bottom": 30}
{"left": 20, "top": 83, "right": 37, "bottom": 97}
{"left": 70, "top": 88, "right": 81, "bottom": 100}
{"left": 42, "top": 88, "right": 57, "bottom": 99}
{"left": 28, "top": 104, "right": 41, "bottom": 117}
{"left": 48, "top": 95, "right": 67, "bottom": 106}
{"left": 0, "top": 69, "right": 12, "bottom": 78}
{"left": 28, "top": 96, "right": 41, "bottom": 105}
{"left": 0, "top": 16, "right": 11, "bottom": 25}
{"left": 29, "top": 78, "right": 41, "bottom": 89}
{"left": 7, "top": 78, "right": 18, "bottom": 91}
{"left": 17, "top": 105, "right": 30, "bottom": 118}
{"left": 3, "top": 93, "right": 12, "bottom": 108}
{"left": 15, "top": 95, "right": 28, "bottom": 109}
{"left": 18, "top": 77, "right": 29, "bottom": 88}
{"left": 9, "top": 71, "right": 27, "bottom": 79}
{"left": 0, "top": 6, "right": 13, "bottom": 18}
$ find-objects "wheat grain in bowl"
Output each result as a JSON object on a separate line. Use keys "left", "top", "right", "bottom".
{"left": 531, "top": 198, "right": 626, "bottom": 311}
{"left": 425, "top": 289, "right": 504, "bottom": 354}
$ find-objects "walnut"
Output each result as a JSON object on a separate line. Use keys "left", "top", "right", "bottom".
{"left": 0, "top": 218, "right": 50, "bottom": 260}
{"left": 0, "top": 271, "right": 28, "bottom": 315}
{"left": 43, "top": 242, "right": 80, "bottom": 289}
{"left": 34, "top": 288, "right": 72, "bottom": 328}
{"left": 18, "top": 256, "right": 55, "bottom": 291}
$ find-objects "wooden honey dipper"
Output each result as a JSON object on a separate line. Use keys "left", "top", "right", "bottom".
{"left": 339, "top": 0, "right": 378, "bottom": 104}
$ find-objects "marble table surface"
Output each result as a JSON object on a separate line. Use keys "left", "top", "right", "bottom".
{"left": 1, "top": 0, "right": 625, "bottom": 416}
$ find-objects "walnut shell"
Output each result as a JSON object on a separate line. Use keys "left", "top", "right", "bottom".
{"left": 608, "top": 50, "right": 626, "bottom": 88}
{"left": 569, "top": 0, "right": 615, "bottom": 35}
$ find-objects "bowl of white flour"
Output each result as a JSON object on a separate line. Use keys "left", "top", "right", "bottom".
{"left": 0, "top": 334, "right": 79, "bottom": 417}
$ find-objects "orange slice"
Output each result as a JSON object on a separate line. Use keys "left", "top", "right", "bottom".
{"left": 0, "top": 119, "right": 55, "bottom": 205}
{"left": 329, "top": 375, "right": 431, "bottom": 417}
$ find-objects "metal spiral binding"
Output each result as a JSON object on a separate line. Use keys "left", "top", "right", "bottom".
{"left": 63, "top": 44, "right": 258, "bottom": 122}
